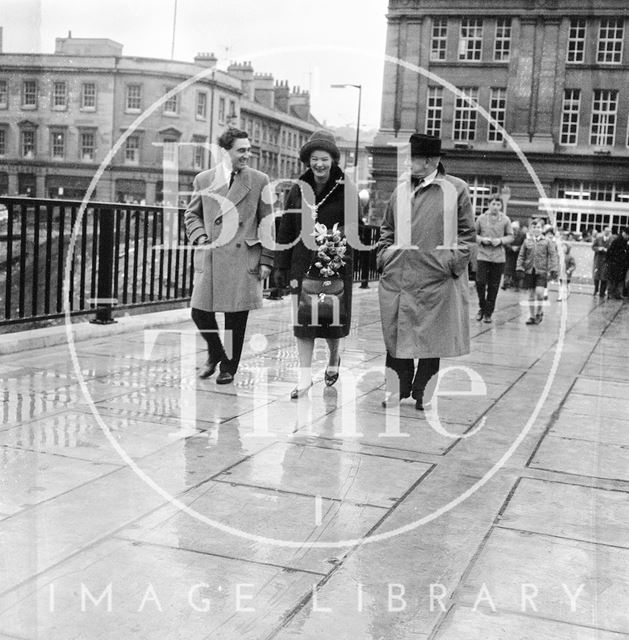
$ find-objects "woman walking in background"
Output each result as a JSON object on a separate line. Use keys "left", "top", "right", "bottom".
{"left": 275, "top": 130, "right": 360, "bottom": 399}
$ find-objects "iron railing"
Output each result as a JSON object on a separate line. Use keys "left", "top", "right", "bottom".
{"left": 0, "top": 196, "right": 380, "bottom": 328}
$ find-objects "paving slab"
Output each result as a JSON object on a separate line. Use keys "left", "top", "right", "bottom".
{"left": 0, "top": 447, "right": 118, "bottom": 514}
{"left": 550, "top": 410, "right": 629, "bottom": 447}
{"left": 215, "top": 441, "right": 432, "bottom": 507}
{"left": 458, "top": 527, "right": 629, "bottom": 635}
{"left": 90, "top": 385, "right": 273, "bottom": 426}
{"left": 0, "top": 410, "right": 193, "bottom": 464}
{"left": 497, "top": 477, "right": 629, "bottom": 548}
{"left": 434, "top": 606, "right": 629, "bottom": 640}
{"left": 116, "top": 480, "right": 386, "bottom": 574}
{"left": 560, "top": 393, "right": 629, "bottom": 420}
{"left": 530, "top": 435, "right": 629, "bottom": 481}
{"left": 0, "top": 539, "right": 317, "bottom": 640}
{"left": 572, "top": 376, "right": 629, "bottom": 400}
{"left": 272, "top": 470, "right": 516, "bottom": 640}
{"left": 0, "top": 434, "right": 270, "bottom": 594}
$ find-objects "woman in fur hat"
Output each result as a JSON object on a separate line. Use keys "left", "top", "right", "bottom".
{"left": 275, "top": 130, "right": 361, "bottom": 399}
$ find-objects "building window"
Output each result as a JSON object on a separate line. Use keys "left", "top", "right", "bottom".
{"left": 192, "top": 136, "right": 206, "bottom": 170}
{"left": 22, "top": 80, "right": 37, "bottom": 108}
{"left": 425, "top": 86, "right": 443, "bottom": 137}
{"left": 81, "top": 83, "right": 96, "bottom": 110}
{"left": 229, "top": 99, "right": 236, "bottom": 118}
{"left": 196, "top": 92, "right": 207, "bottom": 119}
{"left": 126, "top": 84, "right": 142, "bottom": 111}
{"left": 218, "top": 97, "right": 226, "bottom": 123}
{"left": 21, "top": 129, "right": 36, "bottom": 157}
{"left": 80, "top": 131, "right": 96, "bottom": 161}
{"left": 52, "top": 81, "right": 67, "bottom": 109}
{"left": 0, "top": 80, "right": 7, "bottom": 109}
{"left": 254, "top": 122, "right": 261, "bottom": 143}
{"left": 488, "top": 88, "right": 506, "bottom": 142}
{"left": 125, "top": 135, "right": 140, "bottom": 164}
{"left": 566, "top": 19, "right": 586, "bottom": 63}
{"left": 597, "top": 19, "right": 624, "bottom": 64}
{"left": 560, "top": 89, "right": 581, "bottom": 145}
{"left": 431, "top": 17, "right": 448, "bottom": 61}
{"left": 555, "top": 180, "right": 629, "bottom": 233}
{"left": 51, "top": 130, "right": 65, "bottom": 159}
{"left": 459, "top": 18, "right": 483, "bottom": 61}
{"left": 161, "top": 138, "right": 178, "bottom": 165}
{"left": 590, "top": 89, "right": 617, "bottom": 146}
{"left": 0, "top": 128, "right": 6, "bottom": 155}
{"left": 163, "top": 88, "right": 178, "bottom": 115}
{"left": 494, "top": 18, "right": 511, "bottom": 61}
{"left": 453, "top": 88, "right": 478, "bottom": 141}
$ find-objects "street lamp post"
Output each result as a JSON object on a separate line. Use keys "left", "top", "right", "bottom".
{"left": 330, "top": 84, "right": 362, "bottom": 183}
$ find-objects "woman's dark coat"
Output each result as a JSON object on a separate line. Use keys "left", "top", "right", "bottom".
{"left": 275, "top": 165, "right": 360, "bottom": 339}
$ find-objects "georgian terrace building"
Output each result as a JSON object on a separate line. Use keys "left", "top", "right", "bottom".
{"left": 0, "top": 35, "right": 319, "bottom": 203}
{"left": 371, "top": 0, "right": 629, "bottom": 233}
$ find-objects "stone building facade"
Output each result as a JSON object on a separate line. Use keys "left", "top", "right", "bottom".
{"left": 0, "top": 36, "right": 318, "bottom": 204}
{"left": 371, "top": 0, "right": 629, "bottom": 233}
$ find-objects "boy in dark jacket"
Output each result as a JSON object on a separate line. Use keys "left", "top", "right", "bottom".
{"left": 516, "top": 219, "right": 558, "bottom": 324}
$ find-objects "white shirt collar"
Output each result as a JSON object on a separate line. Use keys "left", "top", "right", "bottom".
{"left": 411, "top": 168, "right": 438, "bottom": 196}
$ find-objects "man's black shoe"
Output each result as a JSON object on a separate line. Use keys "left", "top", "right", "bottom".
{"left": 198, "top": 360, "right": 218, "bottom": 379}
{"left": 216, "top": 371, "right": 234, "bottom": 385}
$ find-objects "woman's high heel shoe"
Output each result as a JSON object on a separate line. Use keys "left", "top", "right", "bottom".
{"left": 324, "top": 357, "right": 341, "bottom": 387}
{"left": 290, "top": 381, "right": 313, "bottom": 400}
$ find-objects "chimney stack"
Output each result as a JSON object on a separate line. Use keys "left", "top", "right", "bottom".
{"left": 227, "top": 61, "right": 254, "bottom": 100}
{"left": 194, "top": 52, "right": 217, "bottom": 68}
{"left": 274, "top": 80, "right": 290, "bottom": 113}
{"left": 253, "top": 73, "right": 275, "bottom": 109}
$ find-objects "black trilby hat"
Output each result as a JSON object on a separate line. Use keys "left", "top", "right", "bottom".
{"left": 409, "top": 133, "right": 443, "bottom": 157}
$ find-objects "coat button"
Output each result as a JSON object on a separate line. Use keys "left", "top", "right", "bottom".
{"left": 215, "top": 217, "right": 222, "bottom": 225}
{"left": 236, "top": 242, "right": 241, "bottom": 248}
{"left": 238, "top": 222, "right": 243, "bottom": 226}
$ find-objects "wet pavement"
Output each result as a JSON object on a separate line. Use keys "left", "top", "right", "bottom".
{"left": 0, "top": 284, "right": 628, "bottom": 639}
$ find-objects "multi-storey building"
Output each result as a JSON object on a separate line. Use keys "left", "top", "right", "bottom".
{"left": 0, "top": 35, "right": 319, "bottom": 203}
{"left": 371, "top": 0, "right": 629, "bottom": 233}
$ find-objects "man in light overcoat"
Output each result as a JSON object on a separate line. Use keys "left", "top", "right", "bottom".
{"left": 377, "top": 133, "right": 476, "bottom": 410}
{"left": 185, "top": 128, "right": 273, "bottom": 384}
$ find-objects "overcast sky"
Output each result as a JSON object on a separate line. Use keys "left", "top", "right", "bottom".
{"left": 1, "top": 0, "right": 389, "bottom": 128}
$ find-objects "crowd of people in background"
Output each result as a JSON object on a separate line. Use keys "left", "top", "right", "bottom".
{"left": 493, "top": 219, "right": 629, "bottom": 305}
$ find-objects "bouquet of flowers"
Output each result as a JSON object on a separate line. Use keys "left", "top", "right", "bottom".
{"left": 311, "top": 222, "right": 347, "bottom": 278}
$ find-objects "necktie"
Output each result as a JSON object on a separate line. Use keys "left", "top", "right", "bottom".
{"left": 228, "top": 171, "right": 237, "bottom": 188}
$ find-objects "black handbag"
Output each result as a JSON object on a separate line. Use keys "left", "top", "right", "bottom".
{"left": 297, "top": 276, "right": 346, "bottom": 327}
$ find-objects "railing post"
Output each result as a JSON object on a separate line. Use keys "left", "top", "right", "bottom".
{"left": 90, "top": 206, "right": 116, "bottom": 324}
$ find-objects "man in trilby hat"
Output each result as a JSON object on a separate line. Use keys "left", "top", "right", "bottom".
{"left": 377, "top": 133, "right": 476, "bottom": 410}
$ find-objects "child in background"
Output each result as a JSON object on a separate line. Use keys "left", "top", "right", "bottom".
{"left": 516, "top": 219, "right": 558, "bottom": 325}
{"left": 542, "top": 224, "right": 556, "bottom": 300}
{"left": 557, "top": 243, "right": 576, "bottom": 301}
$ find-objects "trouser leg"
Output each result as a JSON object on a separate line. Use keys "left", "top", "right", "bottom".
{"left": 599, "top": 280, "right": 608, "bottom": 297}
{"left": 385, "top": 352, "right": 414, "bottom": 397}
{"left": 485, "top": 262, "right": 505, "bottom": 316}
{"left": 221, "top": 310, "right": 249, "bottom": 374}
{"left": 191, "top": 308, "right": 226, "bottom": 364}
{"left": 412, "top": 358, "right": 440, "bottom": 404}
{"left": 475, "top": 261, "right": 488, "bottom": 313}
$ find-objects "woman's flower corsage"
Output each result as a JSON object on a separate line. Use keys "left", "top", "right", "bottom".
{"left": 311, "top": 222, "right": 347, "bottom": 278}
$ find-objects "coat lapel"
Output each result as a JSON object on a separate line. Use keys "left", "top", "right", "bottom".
{"left": 227, "top": 167, "right": 251, "bottom": 208}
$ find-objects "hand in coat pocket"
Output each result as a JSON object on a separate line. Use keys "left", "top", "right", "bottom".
{"left": 245, "top": 238, "right": 263, "bottom": 274}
